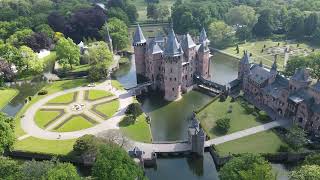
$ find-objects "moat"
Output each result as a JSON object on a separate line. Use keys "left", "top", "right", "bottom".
{"left": 113, "top": 51, "right": 238, "bottom": 180}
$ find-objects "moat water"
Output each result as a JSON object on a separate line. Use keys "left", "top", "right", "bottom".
{"left": 112, "top": 52, "right": 239, "bottom": 180}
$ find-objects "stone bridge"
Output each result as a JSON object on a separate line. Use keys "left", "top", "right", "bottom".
{"left": 125, "top": 81, "right": 153, "bottom": 96}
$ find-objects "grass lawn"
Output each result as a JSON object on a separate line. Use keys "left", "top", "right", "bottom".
{"left": 14, "top": 79, "right": 88, "bottom": 138}
{"left": 95, "top": 100, "right": 120, "bottom": 118}
{"left": 47, "top": 92, "right": 75, "bottom": 104}
{"left": 55, "top": 115, "right": 93, "bottom": 132}
{"left": 14, "top": 137, "right": 76, "bottom": 155}
{"left": 215, "top": 130, "right": 287, "bottom": 156}
{"left": 222, "top": 40, "right": 319, "bottom": 70}
{"left": 120, "top": 114, "right": 152, "bottom": 143}
{"left": 35, "top": 110, "right": 62, "bottom": 129}
{"left": 111, "top": 80, "right": 124, "bottom": 90}
{"left": 197, "top": 97, "right": 268, "bottom": 138}
{"left": 69, "top": 64, "right": 90, "bottom": 73}
{"left": 87, "top": 90, "right": 114, "bottom": 101}
{"left": 0, "top": 89, "right": 19, "bottom": 110}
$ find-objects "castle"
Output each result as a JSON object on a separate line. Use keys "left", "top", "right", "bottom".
{"left": 132, "top": 25, "right": 211, "bottom": 101}
{"left": 238, "top": 51, "right": 320, "bottom": 134}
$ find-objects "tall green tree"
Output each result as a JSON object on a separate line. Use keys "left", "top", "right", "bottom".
{"left": 21, "top": 160, "right": 55, "bottom": 180}
{"left": 225, "top": 5, "right": 258, "bottom": 28}
{"left": 47, "top": 163, "right": 80, "bottom": 180}
{"left": 303, "top": 153, "right": 320, "bottom": 166}
{"left": 0, "top": 156, "right": 21, "bottom": 179}
{"left": 284, "top": 126, "right": 307, "bottom": 150}
{"left": 287, "top": 8, "right": 305, "bottom": 38}
{"left": 310, "top": 54, "right": 320, "bottom": 81}
{"left": 290, "top": 165, "right": 320, "bottom": 180}
{"left": 284, "top": 56, "right": 310, "bottom": 77}
{"left": 0, "top": 113, "right": 15, "bottom": 154}
{"left": 19, "top": 46, "right": 43, "bottom": 74}
{"left": 253, "top": 9, "right": 275, "bottom": 37}
{"left": 219, "top": 154, "right": 274, "bottom": 180}
{"left": 92, "top": 143, "right": 145, "bottom": 180}
{"left": 208, "top": 21, "right": 236, "bottom": 48}
{"left": 55, "top": 37, "right": 80, "bottom": 69}
{"left": 7, "top": 29, "right": 33, "bottom": 47}
{"left": 304, "top": 13, "right": 319, "bottom": 36}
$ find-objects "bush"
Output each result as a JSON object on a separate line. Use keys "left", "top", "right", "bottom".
{"left": 119, "top": 57, "right": 129, "bottom": 65}
{"left": 258, "top": 111, "right": 270, "bottom": 122}
{"left": 216, "top": 118, "right": 231, "bottom": 134}
{"left": 38, "top": 90, "right": 48, "bottom": 95}
{"left": 278, "top": 144, "right": 290, "bottom": 152}
{"left": 73, "top": 135, "right": 103, "bottom": 155}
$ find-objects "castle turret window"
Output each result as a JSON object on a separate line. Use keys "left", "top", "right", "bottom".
{"left": 174, "top": 78, "right": 177, "bottom": 81}
{"left": 172, "top": 88, "right": 175, "bottom": 91}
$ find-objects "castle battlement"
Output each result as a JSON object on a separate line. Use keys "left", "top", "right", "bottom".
{"left": 133, "top": 25, "right": 212, "bottom": 101}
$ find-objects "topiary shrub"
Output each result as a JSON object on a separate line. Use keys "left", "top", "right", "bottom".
{"left": 258, "top": 111, "right": 270, "bottom": 122}
{"left": 38, "top": 90, "right": 48, "bottom": 95}
{"left": 278, "top": 144, "right": 290, "bottom": 152}
{"left": 125, "top": 103, "right": 143, "bottom": 120}
{"left": 216, "top": 118, "right": 231, "bottom": 134}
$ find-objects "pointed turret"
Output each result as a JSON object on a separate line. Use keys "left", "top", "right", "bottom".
{"left": 133, "top": 24, "right": 146, "bottom": 46}
{"left": 199, "top": 28, "right": 209, "bottom": 43}
{"left": 164, "top": 27, "right": 183, "bottom": 57}
{"left": 181, "top": 33, "right": 196, "bottom": 52}
{"left": 241, "top": 51, "right": 250, "bottom": 65}
{"left": 271, "top": 59, "right": 277, "bottom": 72}
{"left": 198, "top": 40, "right": 209, "bottom": 53}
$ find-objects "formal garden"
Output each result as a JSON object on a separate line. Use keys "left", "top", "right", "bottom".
{"left": 223, "top": 40, "right": 319, "bottom": 69}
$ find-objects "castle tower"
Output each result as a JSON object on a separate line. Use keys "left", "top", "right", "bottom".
{"left": 289, "top": 68, "right": 312, "bottom": 93}
{"left": 163, "top": 27, "right": 183, "bottom": 101}
{"left": 238, "top": 51, "right": 251, "bottom": 80}
{"left": 197, "top": 28, "right": 211, "bottom": 79}
{"left": 269, "top": 59, "right": 278, "bottom": 84}
{"left": 133, "top": 24, "right": 147, "bottom": 83}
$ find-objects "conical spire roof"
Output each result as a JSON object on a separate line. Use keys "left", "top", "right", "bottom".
{"left": 133, "top": 24, "right": 146, "bottom": 45}
{"left": 199, "top": 28, "right": 209, "bottom": 43}
{"left": 164, "top": 28, "right": 183, "bottom": 57}
{"left": 199, "top": 40, "right": 209, "bottom": 53}
{"left": 271, "top": 59, "right": 277, "bottom": 72}
{"left": 181, "top": 33, "right": 196, "bottom": 51}
{"left": 241, "top": 51, "right": 250, "bottom": 64}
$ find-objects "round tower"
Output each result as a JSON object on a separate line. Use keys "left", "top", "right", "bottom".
{"left": 133, "top": 24, "right": 147, "bottom": 83}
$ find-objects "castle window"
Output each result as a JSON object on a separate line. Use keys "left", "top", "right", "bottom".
{"left": 172, "top": 88, "right": 175, "bottom": 91}
{"left": 159, "top": 67, "right": 160, "bottom": 71}
{"left": 171, "top": 68, "right": 173, "bottom": 73}
{"left": 175, "top": 78, "right": 177, "bottom": 81}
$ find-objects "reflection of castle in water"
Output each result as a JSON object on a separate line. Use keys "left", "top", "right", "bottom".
{"left": 133, "top": 25, "right": 212, "bottom": 101}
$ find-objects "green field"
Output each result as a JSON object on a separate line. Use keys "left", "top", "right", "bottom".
{"left": 197, "top": 97, "right": 268, "bottom": 138}
{"left": 87, "top": 90, "right": 114, "bottom": 101}
{"left": 120, "top": 114, "right": 152, "bottom": 143}
{"left": 69, "top": 64, "right": 90, "bottom": 73}
{"left": 215, "top": 130, "right": 287, "bottom": 156}
{"left": 111, "top": 80, "right": 125, "bottom": 90}
{"left": 0, "top": 89, "right": 19, "bottom": 110}
{"left": 222, "top": 40, "right": 319, "bottom": 69}
{"left": 35, "top": 110, "right": 62, "bottom": 129}
{"left": 55, "top": 115, "right": 93, "bottom": 132}
{"left": 14, "top": 79, "right": 88, "bottom": 137}
{"left": 14, "top": 137, "right": 76, "bottom": 155}
{"left": 47, "top": 92, "right": 75, "bottom": 104}
{"left": 95, "top": 100, "right": 120, "bottom": 118}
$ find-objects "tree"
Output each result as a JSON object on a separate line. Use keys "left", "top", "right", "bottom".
{"left": 101, "top": 18, "right": 129, "bottom": 51}
{"left": 236, "top": 26, "right": 252, "bottom": 41}
{"left": 0, "top": 113, "right": 15, "bottom": 154}
{"left": 47, "top": 11, "right": 66, "bottom": 33}
{"left": 86, "top": 41, "right": 113, "bottom": 81}
{"left": 253, "top": 9, "right": 275, "bottom": 37}
{"left": 225, "top": 5, "right": 258, "bottom": 28}
{"left": 0, "top": 43, "right": 22, "bottom": 71}
{"left": 284, "top": 126, "right": 307, "bottom": 150}
{"left": 219, "top": 154, "right": 274, "bottom": 180}
{"left": 20, "top": 160, "right": 55, "bottom": 180}
{"left": 309, "top": 54, "right": 320, "bottom": 81}
{"left": 216, "top": 118, "right": 230, "bottom": 134}
{"left": 158, "top": 5, "right": 170, "bottom": 21}
{"left": 125, "top": 103, "right": 143, "bottom": 120}
{"left": 284, "top": 56, "right": 310, "bottom": 77}
{"left": 19, "top": 46, "right": 43, "bottom": 75}
{"left": 7, "top": 29, "right": 33, "bottom": 47}
{"left": 208, "top": 21, "right": 236, "bottom": 48}
{"left": 35, "top": 24, "right": 55, "bottom": 39}
{"left": 147, "top": 3, "right": 159, "bottom": 20}
{"left": 0, "top": 156, "right": 21, "bottom": 179}
{"left": 0, "top": 59, "right": 15, "bottom": 81}
{"left": 55, "top": 37, "right": 80, "bottom": 69}
{"left": 304, "top": 13, "right": 319, "bottom": 36}
{"left": 125, "top": 4, "right": 138, "bottom": 23}
{"left": 303, "top": 153, "right": 320, "bottom": 166}
{"left": 73, "top": 134, "right": 102, "bottom": 155}
{"left": 290, "top": 165, "right": 320, "bottom": 180}
{"left": 92, "top": 143, "right": 145, "bottom": 180}
{"left": 107, "top": 7, "right": 130, "bottom": 26}
{"left": 287, "top": 8, "right": 305, "bottom": 38}
{"left": 24, "top": 32, "right": 52, "bottom": 53}
{"left": 97, "top": 129, "right": 132, "bottom": 149}
{"left": 47, "top": 163, "right": 80, "bottom": 180}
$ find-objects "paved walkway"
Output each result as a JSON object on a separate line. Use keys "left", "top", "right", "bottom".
{"left": 19, "top": 80, "right": 133, "bottom": 140}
